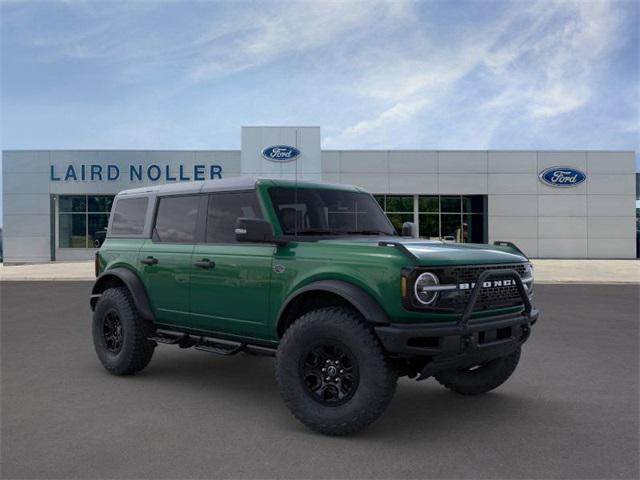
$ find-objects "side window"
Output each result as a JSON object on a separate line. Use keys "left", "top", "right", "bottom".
{"left": 206, "top": 192, "right": 263, "bottom": 243}
{"left": 110, "top": 197, "right": 148, "bottom": 236}
{"left": 153, "top": 195, "right": 200, "bottom": 243}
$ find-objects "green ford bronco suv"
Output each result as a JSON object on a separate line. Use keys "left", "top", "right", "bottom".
{"left": 91, "top": 177, "right": 538, "bottom": 435}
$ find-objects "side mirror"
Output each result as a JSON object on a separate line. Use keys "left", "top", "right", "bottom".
{"left": 235, "top": 218, "right": 280, "bottom": 244}
{"left": 401, "top": 221, "right": 416, "bottom": 237}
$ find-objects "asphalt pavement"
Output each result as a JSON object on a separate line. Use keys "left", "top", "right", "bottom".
{"left": 1, "top": 282, "right": 638, "bottom": 479}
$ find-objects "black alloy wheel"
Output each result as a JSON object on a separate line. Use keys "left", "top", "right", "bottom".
{"left": 300, "top": 341, "right": 359, "bottom": 406}
{"left": 103, "top": 309, "right": 124, "bottom": 354}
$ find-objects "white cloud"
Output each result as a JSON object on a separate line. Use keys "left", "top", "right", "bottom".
{"left": 326, "top": 0, "right": 628, "bottom": 147}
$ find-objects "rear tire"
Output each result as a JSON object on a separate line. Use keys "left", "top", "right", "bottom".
{"left": 434, "top": 348, "right": 521, "bottom": 395}
{"left": 275, "top": 307, "right": 397, "bottom": 436}
{"left": 92, "top": 287, "right": 155, "bottom": 375}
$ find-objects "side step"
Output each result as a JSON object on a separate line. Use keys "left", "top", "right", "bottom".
{"left": 148, "top": 328, "right": 276, "bottom": 357}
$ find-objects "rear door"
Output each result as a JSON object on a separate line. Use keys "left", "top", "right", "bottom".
{"left": 138, "top": 194, "right": 203, "bottom": 327}
{"left": 189, "top": 191, "right": 274, "bottom": 339}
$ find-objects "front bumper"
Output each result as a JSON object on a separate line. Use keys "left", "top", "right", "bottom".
{"left": 375, "top": 268, "right": 538, "bottom": 379}
{"left": 375, "top": 308, "right": 537, "bottom": 378}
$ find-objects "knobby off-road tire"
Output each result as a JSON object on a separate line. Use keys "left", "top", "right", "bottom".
{"left": 434, "top": 347, "right": 521, "bottom": 395}
{"left": 275, "top": 307, "right": 398, "bottom": 436}
{"left": 92, "top": 287, "right": 156, "bottom": 375}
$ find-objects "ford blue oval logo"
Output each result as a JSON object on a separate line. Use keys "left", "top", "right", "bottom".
{"left": 538, "top": 166, "right": 586, "bottom": 188}
{"left": 261, "top": 145, "right": 301, "bottom": 162}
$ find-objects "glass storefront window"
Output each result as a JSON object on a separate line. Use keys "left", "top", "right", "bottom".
{"left": 385, "top": 196, "right": 413, "bottom": 213}
{"left": 377, "top": 194, "right": 487, "bottom": 243}
{"left": 418, "top": 196, "right": 439, "bottom": 213}
{"left": 463, "top": 195, "right": 486, "bottom": 214}
{"left": 440, "top": 196, "right": 461, "bottom": 213}
{"left": 88, "top": 196, "right": 114, "bottom": 213}
{"left": 58, "top": 195, "right": 114, "bottom": 248}
{"left": 386, "top": 213, "right": 414, "bottom": 236}
{"left": 59, "top": 214, "right": 87, "bottom": 248}
{"left": 373, "top": 195, "right": 385, "bottom": 210}
{"left": 419, "top": 214, "right": 439, "bottom": 239}
{"left": 59, "top": 196, "right": 86, "bottom": 213}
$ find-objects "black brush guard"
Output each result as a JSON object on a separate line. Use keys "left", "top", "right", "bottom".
{"left": 375, "top": 269, "right": 538, "bottom": 380}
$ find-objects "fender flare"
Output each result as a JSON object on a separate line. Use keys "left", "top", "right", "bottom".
{"left": 276, "top": 280, "right": 390, "bottom": 337}
{"left": 90, "top": 267, "right": 155, "bottom": 322}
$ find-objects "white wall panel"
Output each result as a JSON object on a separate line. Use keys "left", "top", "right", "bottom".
{"left": 488, "top": 174, "right": 538, "bottom": 194}
{"left": 488, "top": 195, "right": 538, "bottom": 217}
{"left": 3, "top": 173, "right": 50, "bottom": 194}
{"left": 587, "top": 217, "right": 636, "bottom": 238}
{"left": 3, "top": 194, "right": 50, "bottom": 215}
{"left": 538, "top": 195, "right": 587, "bottom": 217}
{"left": 587, "top": 239, "right": 636, "bottom": 258}
{"left": 539, "top": 238, "right": 588, "bottom": 258}
{"left": 488, "top": 151, "right": 537, "bottom": 173}
{"left": 3, "top": 151, "right": 50, "bottom": 173}
{"left": 587, "top": 174, "right": 635, "bottom": 195}
{"left": 587, "top": 152, "right": 635, "bottom": 174}
{"left": 438, "top": 174, "right": 487, "bottom": 194}
{"left": 489, "top": 217, "right": 538, "bottom": 238}
{"left": 538, "top": 217, "right": 587, "bottom": 238}
{"left": 389, "top": 174, "right": 437, "bottom": 194}
{"left": 538, "top": 151, "right": 587, "bottom": 171}
{"left": 438, "top": 151, "right": 487, "bottom": 173}
{"left": 2, "top": 237, "right": 50, "bottom": 263}
{"left": 340, "top": 151, "right": 387, "bottom": 173}
{"left": 388, "top": 151, "right": 438, "bottom": 173}
{"left": 321, "top": 152, "right": 340, "bottom": 172}
{"left": 3, "top": 214, "right": 50, "bottom": 236}
{"left": 587, "top": 195, "right": 636, "bottom": 216}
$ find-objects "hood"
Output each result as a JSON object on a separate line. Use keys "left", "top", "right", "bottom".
{"left": 318, "top": 236, "right": 528, "bottom": 266}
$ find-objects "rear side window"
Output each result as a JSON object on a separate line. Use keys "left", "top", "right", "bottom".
{"left": 153, "top": 195, "right": 200, "bottom": 243}
{"left": 110, "top": 197, "right": 148, "bottom": 236}
{"left": 206, "top": 192, "right": 263, "bottom": 243}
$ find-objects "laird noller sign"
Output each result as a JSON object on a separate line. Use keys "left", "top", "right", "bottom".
{"left": 50, "top": 163, "right": 223, "bottom": 182}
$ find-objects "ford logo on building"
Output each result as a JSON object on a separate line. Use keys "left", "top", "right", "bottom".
{"left": 538, "top": 166, "right": 586, "bottom": 188}
{"left": 261, "top": 145, "right": 301, "bottom": 162}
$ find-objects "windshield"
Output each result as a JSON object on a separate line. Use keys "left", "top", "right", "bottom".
{"left": 268, "top": 187, "right": 397, "bottom": 236}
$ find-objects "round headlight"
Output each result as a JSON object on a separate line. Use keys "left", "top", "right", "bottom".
{"left": 414, "top": 272, "right": 440, "bottom": 305}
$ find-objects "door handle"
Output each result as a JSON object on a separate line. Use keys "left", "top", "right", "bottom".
{"left": 140, "top": 256, "right": 159, "bottom": 266}
{"left": 194, "top": 259, "right": 215, "bottom": 269}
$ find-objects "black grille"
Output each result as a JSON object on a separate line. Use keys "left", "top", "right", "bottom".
{"left": 431, "top": 263, "right": 528, "bottom": 312}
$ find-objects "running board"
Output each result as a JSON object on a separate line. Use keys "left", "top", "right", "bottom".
{"left": 148, "top": 328, "right": 276, "bottom": 357}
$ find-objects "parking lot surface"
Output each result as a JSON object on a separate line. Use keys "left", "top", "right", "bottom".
{"left": 1, "top": 282, "right": 638, "bottom": 479}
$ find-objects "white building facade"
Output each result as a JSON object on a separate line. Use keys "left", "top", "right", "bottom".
{"left": 2, "top": 126, "right": 637, "bottom": 263}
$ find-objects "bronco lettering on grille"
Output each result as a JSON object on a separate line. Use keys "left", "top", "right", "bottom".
{"left": 459, "top": 279, "right": 515, "bottom": 290}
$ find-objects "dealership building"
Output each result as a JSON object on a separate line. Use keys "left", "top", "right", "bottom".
{"left": 2, "top": 126, "right": 637, "bottom": 263}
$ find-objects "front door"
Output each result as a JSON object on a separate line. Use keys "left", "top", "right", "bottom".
{"left": 138, "top": 194, "right": 202, "bottom": 327}
{"left": 189, "top": 191, "right": 274, "bottom": 340}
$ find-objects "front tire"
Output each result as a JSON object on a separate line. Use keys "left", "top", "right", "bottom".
{"left": 92, "top": 287, "right": 156, "bottom": 375}
{"left": 434, "top": 347, "right": 521, "bottom": 395}
{"left": 275, "top": 307, "right": 397, "bottom": 436}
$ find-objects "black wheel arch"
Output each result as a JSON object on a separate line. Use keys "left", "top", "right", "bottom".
{"left": 91, "top": 267, "right": 155, "bottom": 323}
{"left": 276, "top": 280, "right": 390, "bottom": 338}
